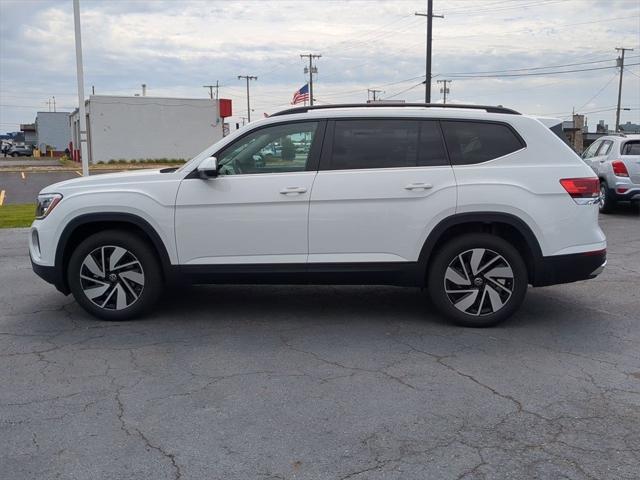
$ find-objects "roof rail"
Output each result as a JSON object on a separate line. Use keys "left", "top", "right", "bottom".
{"left": 270, "top": 103, "right": 521, "bottom": 117}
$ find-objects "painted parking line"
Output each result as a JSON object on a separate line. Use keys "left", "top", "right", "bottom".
{"left": 75, "top": 171, "right": 82, "bottom": 176}
{"left": 21, "top": 171, "right": 25, "bottom": 180}
{"left": 0, "top": 190, "right": 5, "bottom": 206}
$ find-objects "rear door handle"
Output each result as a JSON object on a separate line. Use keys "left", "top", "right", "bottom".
{"left": 404, "top": 182, "right": 433, "bottom": 190}
{"left": 280, "top": 186, "right": 307, "bottom": 195}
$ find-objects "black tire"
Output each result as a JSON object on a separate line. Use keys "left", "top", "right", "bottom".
{"left": 67, "top": 230, "right": 163, "bottom": 320}
{"left": 427, "top": 233, "right": 528, "bottom": 327}
{"left": 11, "top": 152, "right": 18, "bottom": 157}
{"left": 598, "top": 180, "right": 616, "bottom": 214}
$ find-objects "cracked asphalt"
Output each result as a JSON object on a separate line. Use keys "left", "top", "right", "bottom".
{"left": 1, "top": 208, "right": 639, "bottom": 480}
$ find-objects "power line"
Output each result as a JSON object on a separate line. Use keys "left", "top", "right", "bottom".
{"left": 447, "top": 62, "right": 640, "bottom": 78}
{"left": 440, "top": 55, "right": 639, "bottom": 76}
{"left": 436, "top": 15, "right": 640, "bottom": 41}
{"left": 445, "top": 0, "right": 566, "bottom": 16}
{"left": 575, "top": 72, "right": 619, "bottom": 113}
{"left": 383, "top": 81, "right": 425, "bottom": 100}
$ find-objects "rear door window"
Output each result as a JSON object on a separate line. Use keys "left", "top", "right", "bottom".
{"left": 596, "top": 140, "right": 613, "bottom": 156}
{"left": 327, "top": 119, "right": 449, "bottom": 170}
{"left": 418, "top": 121, "right": 448, "bottom": 166}
{"left": 329, "top": 119, "right": 419, "bottom": 170}
{"left": 441, "top": 121, "right": 525, "bottom": 165}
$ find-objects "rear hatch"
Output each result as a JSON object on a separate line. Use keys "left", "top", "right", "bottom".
{"left": 620, "top": 140, "right": 640, "bottom": 184}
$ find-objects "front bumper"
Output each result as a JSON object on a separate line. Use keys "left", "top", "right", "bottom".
{"left": 31, "top": 256, "right": 70, "bottom": 295}
{"left": 532, "top": 249, "right": 606, "bottom": 287}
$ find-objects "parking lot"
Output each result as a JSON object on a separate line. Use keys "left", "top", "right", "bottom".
{"left": 1, "top": 209, "right": 638, "bottom": 479}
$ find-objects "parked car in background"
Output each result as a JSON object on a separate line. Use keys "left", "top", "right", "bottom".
{"left": 8, "top": 144, "right": 33, "bottom": 157}
{"left": 581, "top": 134, "right": 640, "bottom": 212}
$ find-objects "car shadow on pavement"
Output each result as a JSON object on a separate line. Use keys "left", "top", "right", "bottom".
{"left": 604, "top": 203, "right": 640, "bottom": 216}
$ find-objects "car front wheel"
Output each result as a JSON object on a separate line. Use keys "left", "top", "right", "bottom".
{"left": 427, "top": 233, "right": 528, "bottom": 327}
{"left": 67, "top": 230, "right": 163, "bottom": 320}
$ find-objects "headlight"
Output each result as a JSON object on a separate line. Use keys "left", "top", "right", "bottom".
{"left": 35, "top": 193, "right": 63, "bottom": 219}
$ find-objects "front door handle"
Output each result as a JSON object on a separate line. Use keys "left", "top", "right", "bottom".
{"left": 280, "top": 186, "right": 307, "bottom": 195}
{"left": 404, "top": 182, "right": 433, "bottom": 190}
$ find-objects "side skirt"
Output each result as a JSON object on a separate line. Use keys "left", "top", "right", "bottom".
{"left": 172, "top": 262, "right": 423, "bottom": 287}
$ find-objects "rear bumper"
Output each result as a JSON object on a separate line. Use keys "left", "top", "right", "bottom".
{"left": 612, "top": 187, "right": 640, "bottom": 202}
{"left": 532, "top": 249, "right": 606, "bottom": 287}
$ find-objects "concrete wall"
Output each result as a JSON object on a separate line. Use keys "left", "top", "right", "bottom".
{"left": 72, "top": 96, "right": 223, "bottom": 163}
{"left": 36, "top": 112, "right": 71, "bottom": 151}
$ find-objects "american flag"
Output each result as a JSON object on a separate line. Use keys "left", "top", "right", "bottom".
{"left": 291, "top": 83, "right": 309, "bottom": 105}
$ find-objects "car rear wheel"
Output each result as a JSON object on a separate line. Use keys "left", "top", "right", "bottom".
{"left": 427, "top": 233, "right": 528, "bottom": 327}
{"left": 598, "top": 181, "right": 616, "bottom": 214}
{"left": 67, "top": 230, "right": 163, "bottom": 320}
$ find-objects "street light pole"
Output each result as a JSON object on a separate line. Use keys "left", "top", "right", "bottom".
{"left": 73, "top": 0, "right": 89, "bottom": 176}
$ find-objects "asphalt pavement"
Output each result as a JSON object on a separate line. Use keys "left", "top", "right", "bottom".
{"left": 0, "top": 170, "right": 120, "bottom": 205}
{"left": 1, "top": 210, "right": 639, "bottom": 479}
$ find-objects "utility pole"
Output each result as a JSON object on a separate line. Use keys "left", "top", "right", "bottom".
{"left": 73, "top": 0, "right": 89, "bottom": 176}
{"left": 53, "top": 96, "right": 56, "bottom": 112}
{"left": 237, "top": 75, "right": 257, "bottom": 122}
{"left": 615, "top": 47, "right": 633, "bottom": 132}
{"left": 415, "top": 0, "right": 444, "bottom": 103}
{"left": 203, "top": 81, "right": 220, "bottom": 100}
{"left": 91, "top": 85, "right": 95, "bottom": 95}
{"left": 300, "top": 53, "right": 321, "bottom": 105}
{"left": 367, "top": 88, "right": 383, "bottom": 102}
{"left": 436, "top": 79, "right": 451, "bottom": 104}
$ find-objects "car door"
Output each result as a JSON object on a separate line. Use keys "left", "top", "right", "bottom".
{"left": 580, "top": 140, "right": 602, "bottom": 172}
{"left": 591, "top": 139, "right": 613, "bottom": 175}
{"left": 175, "top": 120, "right": 324, "bottom": 265}
{"left": 308, "top": 118, "right": 456, "bottom": 265}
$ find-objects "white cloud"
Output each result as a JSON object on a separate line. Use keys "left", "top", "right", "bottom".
{"left": 1, "top": 0, "right": 639, "bottom": 132}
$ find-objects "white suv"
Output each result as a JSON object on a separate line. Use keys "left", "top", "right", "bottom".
{"left": 30, "top": 104, "right": 606, "bottom": 327}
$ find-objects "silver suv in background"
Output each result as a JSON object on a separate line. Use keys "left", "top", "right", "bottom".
{"left": 581, "top": 134, "right": 640, "bottom": 213}
{"left": 7, "top": 144, "right": 34, "bottom": 157}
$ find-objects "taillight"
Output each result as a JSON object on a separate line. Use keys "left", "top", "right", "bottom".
{"left": 559, "top": 178, "right": 600, "bottom": 205}
{"left": 611, "top": 160, "right": 629, "bottom": 177}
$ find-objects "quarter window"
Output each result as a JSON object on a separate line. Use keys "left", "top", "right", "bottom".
{"left": 441, "top": 121, "right": 524, "bottom": 165}
{"left": 217, "top": 122, "right": 318, "bottom": 175}
{"left": 328, "top": 119, "right": 448, "bottom": 170}
{"left": 621, "top": 141, "right": 640, "bottom": 155}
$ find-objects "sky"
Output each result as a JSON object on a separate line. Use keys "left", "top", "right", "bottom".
{"left": 1, "top": 0, "right": 639, "bottom": 134}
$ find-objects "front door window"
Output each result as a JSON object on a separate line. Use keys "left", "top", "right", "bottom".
{"left": 217, "top": 122, "right": 318, "bottom": 175}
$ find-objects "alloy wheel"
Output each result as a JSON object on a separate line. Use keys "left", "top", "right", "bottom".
{"left": 79, "top": 245, "right": 145, "bottom": 310}
{"left": 444, "top": 248, "right": 514, "bottom": 316}
{"left": 599, "top": 184, "right": 606, "bottom": 210}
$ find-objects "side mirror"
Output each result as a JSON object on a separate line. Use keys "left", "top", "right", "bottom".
{"left": 197, "top": 156, "right": 218, "bottom": 179}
